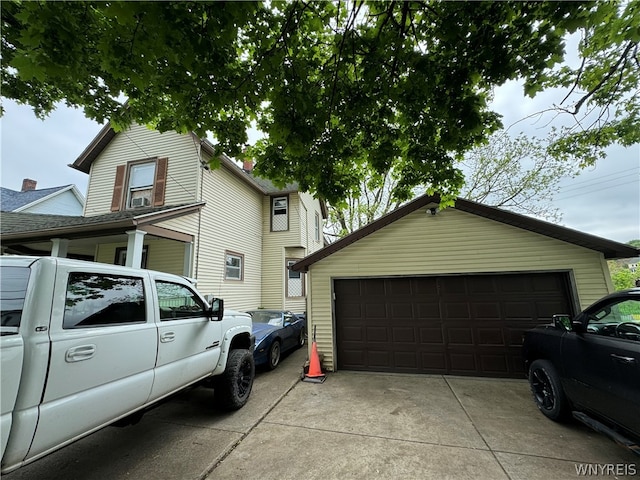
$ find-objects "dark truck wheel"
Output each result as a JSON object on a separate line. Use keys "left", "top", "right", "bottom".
{"left": 528, "top": 359, "right": 569, "bottom": 421}
{"left": 214, "top": 349, "right": 255, "bottom": 410}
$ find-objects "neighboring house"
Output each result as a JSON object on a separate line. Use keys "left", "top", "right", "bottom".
{"left": 292, "top": 194, "right": 640, "bottom": 378}
{"left": 0, "top": 123, "right": 326, "bottom": 312}
{"left": 1, "top": 179, "right": 84, "bottom": 215}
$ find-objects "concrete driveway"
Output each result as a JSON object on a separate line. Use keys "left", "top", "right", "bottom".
{"left": 211, "top": 364, "right": 638, "bottom": 480}
{"left": 6, "top": 347, "right": 638, "bottom": 479}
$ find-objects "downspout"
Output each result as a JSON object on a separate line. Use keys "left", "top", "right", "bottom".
{"left": 194, "top": 139, "right": 204, "bottom": 279}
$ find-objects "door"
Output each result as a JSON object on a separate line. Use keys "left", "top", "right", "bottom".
{"left": 150, "top": 280, "right": 221, "bottom": 401}
{"left": 335, "top": 272, "right": 572, "bottom": 377}
{"left": 562, "top": 297, "right": 640, "bottom": 433}
{"left": 0, "top": 265, "right": 30, "bottom": 458}
{"left": 28, "top": 270, "right": 157, "bottom": 460}
{"left": 282, "top": 312, "right": 302, "bottom": 351}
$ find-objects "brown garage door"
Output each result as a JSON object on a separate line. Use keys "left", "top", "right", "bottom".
{"left": 335, "top": 273, "right": 573, "bottom": 378}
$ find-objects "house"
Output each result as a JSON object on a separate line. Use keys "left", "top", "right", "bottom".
{"left": 292, "top": 194, "right": 640, "bottom": 378}
{"left": 1, "top": 179, "right": 84, "bottom": 215}
{"left": 0, "top": 123, "right": 326, "bottom": 312}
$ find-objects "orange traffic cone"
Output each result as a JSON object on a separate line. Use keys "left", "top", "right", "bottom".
{"left": 303, "top": 326, "right": 326, "bottom": 383}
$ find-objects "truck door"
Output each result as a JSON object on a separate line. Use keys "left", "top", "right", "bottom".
{"left": 0, "top": 265, "right": 30, "bottom": 459}
{"left": 562, "top": 297, "right": 640, "bottom": 434}
{"left": 27, "top": 270, "right": 157, "bottom": 461}
{"left": 149, "top": 279, "right": 221, "bottom": 401}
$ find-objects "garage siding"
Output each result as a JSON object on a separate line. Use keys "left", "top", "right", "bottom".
{"left": 306, "top": 208, "right": 612, "bottom": 372}
{"left": 334, "top": 273, "right": 572, "bottom": 377}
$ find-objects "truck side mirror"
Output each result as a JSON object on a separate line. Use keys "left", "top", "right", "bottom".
{"left": 553, "top": 314, "right": 572, "bottom": 331}
{"left": 209, "top": 298, "right": 224, "bottom": 322}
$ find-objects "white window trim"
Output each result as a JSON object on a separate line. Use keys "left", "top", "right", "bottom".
{"left": 286, "top": 259, "right": 304, "bottom": 298}
{"left": 271, "top": 195, "right": 289, "bottom": 231}
{"left": 225, "top": 251, "right": 244, "bottom": 281}
{"left": 126, "top": 160, "right": 157, "bottom": 209}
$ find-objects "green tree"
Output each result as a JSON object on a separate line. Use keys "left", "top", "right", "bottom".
{"left": 609, "top": 262, "right": 637, "bottom": 290}
{"left": 2, "top": 0, "right": 598, "bottom": 205}
{"left": 534, "top": 1, "right": 640, "bottom": 167}
{"left": 325, "top": 169, "right": 403, "bottom": 239}
{"left": 460, "top": 131, "right": 582, "bottom": 223}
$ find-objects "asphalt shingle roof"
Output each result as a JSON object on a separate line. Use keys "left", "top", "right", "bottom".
{"left": 0, "top": 185, "right": 72, "bottom": 212}
{"left": 0, "top": 204, "right": 198, "bottom": 235}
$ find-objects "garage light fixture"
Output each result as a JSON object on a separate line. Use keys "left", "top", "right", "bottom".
{"left": 425, "top": 202, "right": 439, "bottom": 216}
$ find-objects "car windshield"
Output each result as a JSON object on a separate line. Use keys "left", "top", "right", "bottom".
{"left": 249, "top": 311, "right": 283, "bottom": 326}
{"left": 1, "top": 266, "right": 31, "bottom": 328}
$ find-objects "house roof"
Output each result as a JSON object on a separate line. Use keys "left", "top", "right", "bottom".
{"left": 0, "top": 203, "right": 204, "bottom": 242}
{"left": 71, "top": 124, "right": 301, "bottom": 197}
{"left": 292, "top": 194, "right": 640, "bottom": 272}
{"left": 1, "top": 185, "right": 84, "bottom": 212}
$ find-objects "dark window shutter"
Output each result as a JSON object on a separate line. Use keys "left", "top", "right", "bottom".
{"left": 111, "top": 165, "right": 126, "bottom": 211}
{"left": 153, "top": 157, "right": 168, "bottom": 206}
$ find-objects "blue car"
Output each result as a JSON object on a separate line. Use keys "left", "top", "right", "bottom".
{"left": 248, "top": 310, "right": 306, "bottom": 370}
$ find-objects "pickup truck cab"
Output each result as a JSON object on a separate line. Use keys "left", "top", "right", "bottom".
{"left": 522, "top": 288, "right": 640, "bottom": 454}
{"left": 0, "top": 256, "right": 255, "bottom": 474}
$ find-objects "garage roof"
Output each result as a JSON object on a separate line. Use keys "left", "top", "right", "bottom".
{"left": 292, "top": 195, "right": 639, "bottom": 272}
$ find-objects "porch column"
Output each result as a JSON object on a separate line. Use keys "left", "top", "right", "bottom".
{"left": 183, "top": 242, "right": 194, "bottom": 277}
{"left": 125, "top": 230, "right": 147, "bottom": 268}
{"left": 50, "top": 238, "right": 69, "bottom": 258}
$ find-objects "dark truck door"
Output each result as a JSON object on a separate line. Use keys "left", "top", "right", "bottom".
{"left": 561, "top": 297, "right": 640, "bottom": 435}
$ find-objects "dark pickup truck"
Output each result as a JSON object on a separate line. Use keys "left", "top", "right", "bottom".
{"left": 522, "top": 288, "right": 640, "bottom": 455}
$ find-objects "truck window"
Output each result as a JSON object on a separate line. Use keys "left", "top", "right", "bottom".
{"left": 64, "top": 273, "right": 146, "bottom": 328}
{"left": 156, "top": 281, "right": 207, "bottom": 320}
{"left": 0, "top": 266, "right": 31, "bottom": 328}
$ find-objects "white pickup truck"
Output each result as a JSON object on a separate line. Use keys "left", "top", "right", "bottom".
{"left": 0, "top": 256, "right": 255, "bottom": 474}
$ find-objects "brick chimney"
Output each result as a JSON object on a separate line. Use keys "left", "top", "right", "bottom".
{"left": 242, "top": 160, "right": 254, "bottom": 173}
{"left": 21, "top": 178, "right": 37, "bottom": 191}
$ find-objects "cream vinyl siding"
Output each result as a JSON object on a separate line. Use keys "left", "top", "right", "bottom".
{"left": 284, "top": 247, "right": 307, "bottom": 313}
{"left": 261, "top": 194, "right": 297, "bottom": 308}
{"left": 298, "top": 191, "right": 325, "bottom": 253}
{"left": 83, "top": 124, "right": 201, "bottom": 216}
{"left": 95, "top": 238, "right": 186, "bottom": 275}
{"left": 189, "top": 161, "right": 263, "bottom": 311}
{"left": 262, "top": 192, "right": 325, "bottom": 310}
{"left": 306, "top": 207, "right": 613, "bottom": 372}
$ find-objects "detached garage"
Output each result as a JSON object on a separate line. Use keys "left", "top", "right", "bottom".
{"left": 293, "top": 195, "right": 638, "bottom": 378}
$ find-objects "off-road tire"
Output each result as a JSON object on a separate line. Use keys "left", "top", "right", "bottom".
{"left": 214, "top": 349, "right": 255, "bottom": 410}
{"left": 528, "top": 359, "right": 569, "bottom": 422}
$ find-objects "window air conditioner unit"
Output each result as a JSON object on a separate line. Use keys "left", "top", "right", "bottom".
{"left": 131, "top": 197, "right": 149, "bottom": 208}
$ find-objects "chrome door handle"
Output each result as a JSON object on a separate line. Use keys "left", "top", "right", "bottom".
{"left": 160, "top": 332, "right": 176, "bottom": 343}
{"left": 66, "top": 344, "right": 96, "bottom": 362}
{"left": 610, "top": 354, "right": 636, "bottom": 364}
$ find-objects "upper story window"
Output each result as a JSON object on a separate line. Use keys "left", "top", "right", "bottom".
{"left": 225, "top": 251, "right": 244, "bottom": 281}
{"left": 272, "top": 196, "right": 288, "bottom": 231}
{"left": 128, "top": 162, "right": 155, "bottom": 208}
{"left": 111, "top": 157, "right": 168, "bottom": 212}
{"left": 314, "top": 212, "right": 321, "bottom": 242}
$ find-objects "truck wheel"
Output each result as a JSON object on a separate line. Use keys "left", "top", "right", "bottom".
{"left": 214, "top": 349, "right": 255, "bottom": 410}
{"left": 528, "top": 359, "right": 569, "bottom": 421}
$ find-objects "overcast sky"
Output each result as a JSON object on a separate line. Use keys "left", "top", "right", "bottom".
{"left": 1, "top": 80, "right": 639, "bottom": 244}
